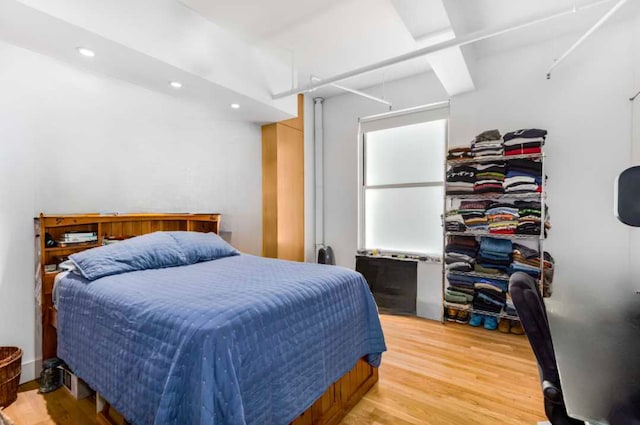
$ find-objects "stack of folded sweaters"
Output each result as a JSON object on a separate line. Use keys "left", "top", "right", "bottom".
{"left": 471, "top": 129, "right": 503, "bottom": 157}
{"left": 445, "top": 210, "right": 466, "bottom": 232}
{"left": 486, "top": 202, "right": 519, "bottom": 235}
{"left": 459, "top": 201, "right": 489, "bottom": 231}
{"left": 447, "top": 146, "right": 472, "bottom": 161}
{"left": 444, "top": 236, "right": 478, "bottom": 272}
{"left": 473, "top": 284, "right": 507, "bottom": 314}
{"left": 444, "top": 286, "right": 474, "bottom": 311}
{"left": 474, "top": 162, "right": 506, "bottom": 195}
{"left": 446, "top": 273, "right": 476, "bottom": 292}
{"left": 509, "top": 243, "right": 554, "bottom": 278}
{"left": 515, "top": 201, "right": 545, "bottom": 235}
{"left": 503, "top": 129, "right": 546, "bottom": 156}
{"left": 503, "top": 159, "right": 542, "bottom": 194}
{"left": 446, "top": 165, "right": 476, "bottom": 195}
{"left": 475, "top": 237, "right": 512, "bottom": 274}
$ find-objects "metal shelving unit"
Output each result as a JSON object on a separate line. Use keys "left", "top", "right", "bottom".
{"left": 448, "top": 270, "right": 510, "bottom": 281}
{"left": 446, "top": 152, "right": 542, "bottom": 165}
{"left": 445, "top": 192, "right": 545, "bottom": 200}
{"left": 446, "top": 231, "right": 543, "bottom": 240}
{"left": 443, "top": 145, "right": 547, "bottom": 326}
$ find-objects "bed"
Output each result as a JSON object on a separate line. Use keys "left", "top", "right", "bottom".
{"left": 39, "top": 214, "right": 386, "bottom": 425}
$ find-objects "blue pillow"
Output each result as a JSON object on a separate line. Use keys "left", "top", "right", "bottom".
{"left": 167, "top": 231, "right": 239, "bottom": 264}
{"left": 69, "top": 231, "right": 238, "bottom": 281}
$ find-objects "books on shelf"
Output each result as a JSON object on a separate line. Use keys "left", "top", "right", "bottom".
{"left": 57, "top": 231, "right": 98, "bottom": 245}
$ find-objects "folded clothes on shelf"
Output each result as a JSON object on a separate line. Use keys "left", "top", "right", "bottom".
{"left": 459, "top": 200, "right": 490, "bottom": 231}
{"left": 445, "top": 252, "right": 476, "bottom": 264}
{"left": 445, "top": 211, "right": 467, "bottom": 232}
{"left": 504, "top": 158, "right": 543, "bottom": 194}
{"left": 473, "top": 277, "right": 509, "bottom": 292}
{"left": 446, "top": 165, "right": 476, "bottom": 195}
{"left": 472, "top": 129, "right": 503, "bottom": 158}
{"left": 476, "top": 162, "right": 506, "bottom": 180}
{"left": 486, "top": 202, "right": 519, "bottom": 235}
{"left": 475, "top": 162, "right": 507, "bottom": 195}
{"left": 476, "top": 129, "right": 503, "bottom": 142}
{"left": 474, "top": 264, "right": 503, "bottom": 274}
{"left": 445, "top": 288, "right": 474, "bottom": 304}
{"left": 473, "top": 289, "right": 507, "bottom": 313}
{"left": 503, "top": 129, "right": 547, "bottom": 142}
{"left": 514, "top": 200, "right": 549, "bottom": 235}
{"left": 447, "top": 273, "right": 477, "bottom": 289}
{"left": 507, "top": 159, "right": 542, "bottom": 176}
{"left": 502, "top": 129, "right": 547, "bottom": 156}
{"left": 447, "top": 146, "right": 473, "bottom": 161}
{"left": 445, "top": 252, "right": 475, "bottom": 272}
{"left": 446, "top": 236, "right": 478, "bottom": 256}
{"left": 445, "top": 236, "right": 478, "bottom": 272}
{"left": 509, "top": 244, "right": 554, "bottom": 279}
{"left": 511, "top": 242, "right": 540, "bottom": 259}
{"left": 477, "top": 237, "right": 512, "bottom": 273}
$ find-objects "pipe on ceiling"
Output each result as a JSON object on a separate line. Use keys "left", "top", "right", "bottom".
{"left": 310, "top": 76, "right": 392, "bottom": 108}
{"left": 546, "top": 0, "right": 630, "bottom": 79}
{"left": 271, "top": 0, "right": 612, "bottom": 99}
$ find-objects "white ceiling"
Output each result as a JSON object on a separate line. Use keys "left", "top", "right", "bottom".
{"left": 3, "top": 0, "right": 639, "bottom": 116}
{"left": 446, "top": 0, "right": 640, "bottom": 58}
{"left": 181, "top": 0, "right": 476, "bottom": 97}
{"left": 180, "top": 0, "right": 345, "bottom": 41}
{"left": 183, "top": 0, "right": 640, "bottom": 100}
{"left": 0, "top": 0, "right": 298, "bottom": 123}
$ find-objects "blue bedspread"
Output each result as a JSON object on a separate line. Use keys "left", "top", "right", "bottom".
{"left": 56, "top": 255, "right": 386, "bottom": 425}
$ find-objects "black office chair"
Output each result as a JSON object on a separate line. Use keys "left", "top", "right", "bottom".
{"left": 509, "top": 272, "right": 584, "bottom": 425}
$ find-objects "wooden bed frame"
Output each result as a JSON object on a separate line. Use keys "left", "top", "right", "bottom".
{"left": 37, "top": 213, "right": 378, "bottom": 425}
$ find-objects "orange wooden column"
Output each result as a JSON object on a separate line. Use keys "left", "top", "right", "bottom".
{"left": 262, "top": 94, "right": 305, "bottom": 261}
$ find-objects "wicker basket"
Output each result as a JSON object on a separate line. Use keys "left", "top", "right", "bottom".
{"left": 0, "top": 347, "right": 22, "bottom": 408}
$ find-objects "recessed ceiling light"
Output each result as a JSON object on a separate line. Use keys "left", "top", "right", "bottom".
{"left": 230, "top": 103, "right": 240, "bottom": 109}
{"left": 169, "top": 81, "right": 183, "bottom": 89}
{"left": 76, "top": 47, "right": 95, "bottom": 58}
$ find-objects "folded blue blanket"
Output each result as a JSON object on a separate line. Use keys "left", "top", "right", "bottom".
{"left": 57, "top": 255, "right": 386, "bottom": 425}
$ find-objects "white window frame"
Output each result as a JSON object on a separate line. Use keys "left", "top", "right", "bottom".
{"left": 357, "top": 101, "right": 449, "bottom": 256}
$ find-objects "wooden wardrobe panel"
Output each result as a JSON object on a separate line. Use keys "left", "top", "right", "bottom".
{"left": 262, "top": 123, "right": 279, "bottom": 258}
{"left": 276, "top": 123, "right": 304, "bottom": 261}
{"left": 261, "top": 95, "right": 305, "bottom": 261}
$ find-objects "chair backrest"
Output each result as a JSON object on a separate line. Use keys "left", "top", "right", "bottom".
{"left": 509, "top": 272, "right": 586, "bottom": 425}
{"left": 509, "top": 272, "right": 559, "bottom": 385}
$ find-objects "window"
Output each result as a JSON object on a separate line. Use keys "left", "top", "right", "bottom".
{"left": 359, "top": 103, "right": 448, "bottom": 255}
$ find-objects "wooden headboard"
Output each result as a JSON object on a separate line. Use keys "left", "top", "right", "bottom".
{"left": 37, "top": 213, "right": 221, "bottom": 361}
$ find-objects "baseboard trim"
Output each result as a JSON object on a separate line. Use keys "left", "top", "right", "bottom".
{"left": 20, "top": 359, "right": 40, "bottom": 384}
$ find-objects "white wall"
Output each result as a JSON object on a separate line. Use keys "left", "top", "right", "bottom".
{"left": 318, "top": 18, "right": 640, "bottom": 422}
{"left": 0, "top": 41, "right": 262, "bottom": 382}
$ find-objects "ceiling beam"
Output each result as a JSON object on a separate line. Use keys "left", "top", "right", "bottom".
{"left": 271, "top": 0, "right": 612, "bottom": 99}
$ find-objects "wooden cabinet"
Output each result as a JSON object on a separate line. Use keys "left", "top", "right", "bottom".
{"left": 262, "top": 94, "right": 305, "bottom": 261}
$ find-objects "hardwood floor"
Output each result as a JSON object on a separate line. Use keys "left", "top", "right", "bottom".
{"left": 341, "top": 315, "right": 545, "bottom": 425}
{"left": 3, "top": 314, "right": 545, "bottom": 425}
